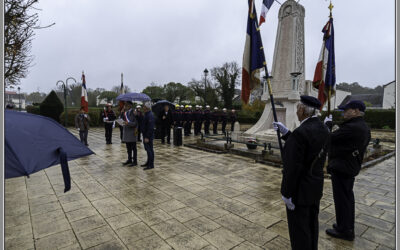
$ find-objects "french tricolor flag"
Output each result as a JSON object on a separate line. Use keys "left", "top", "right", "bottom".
{"left": 259, "top": 0, "right": 274, "bottom": 26}
{"left": 81, "top": 71, "right": 89, "bottom": 112}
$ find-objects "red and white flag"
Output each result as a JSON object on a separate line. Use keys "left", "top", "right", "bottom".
{"left": 259, "top": 0, "right": 274, "bottom": 26}
{"left": 81, "top": 71, "right": 89, "bottom": 112}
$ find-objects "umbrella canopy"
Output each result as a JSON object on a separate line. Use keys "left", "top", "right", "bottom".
{"left": 116, "top": 92, "right": 151, "bottom": 102}
{"left": 152, "top": 100, "right": 175, "bottom": 115}
{"left": 5, "top": 110, "right": 94, "bottom": 192}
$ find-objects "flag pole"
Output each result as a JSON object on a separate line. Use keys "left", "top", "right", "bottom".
{"left": 264, "top": 66, "right": 283, "bottom": 156}
{"left": 327, "top": 1, "right": 334, "bottom": 116}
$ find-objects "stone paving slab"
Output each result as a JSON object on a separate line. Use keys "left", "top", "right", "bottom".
{"left": 4, "top": 128, "right": 396, "bottom": 249}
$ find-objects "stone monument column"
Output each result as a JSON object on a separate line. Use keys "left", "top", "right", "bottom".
{"left": 245, "top": 0, "right": 305, "bottom": 137}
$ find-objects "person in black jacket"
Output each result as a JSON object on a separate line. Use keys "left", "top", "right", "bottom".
{"left": 194, "top": 105, "right": 203, "bottom": 136}
{"left": 141, "top": 102, "right": 155, "bottom": 170}
{"left": 203, "top": 105, "right": 211, "bottom": 135}
{"left": 212, "top": 107, "right": 219, "bottom": 134}
{"left": 221, "top": 108, "right": 228, "bottom": 135}
{"left": 135, "top": 105, "right": 143, "bottom": 142}
{"left": 100, "top": 103, "right": 116, "bottom": 144}
{"left": 158, "top": 105, "right": 173, "bottom": 144}
{"left": 273, "top": 95, "right": 329, "bottom": 250}
{"left": 325, "top": 100, "right": 371, "bottom": 241}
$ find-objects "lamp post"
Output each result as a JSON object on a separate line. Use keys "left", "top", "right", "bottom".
{"left": 290, "top": 72, "right": 302, "bottom": 91}
{"left": 17, "top": 87, "right": 21, "bottom": 111}
{"left": 57, "top": 77, "right": 76, "bottom": 126}
{"left": 203, "top": 68, "right": 209, "bottom": 106}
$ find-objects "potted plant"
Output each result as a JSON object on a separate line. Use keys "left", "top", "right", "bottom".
{"left": 246, "top": 137, "right": 258, "bottom": 150}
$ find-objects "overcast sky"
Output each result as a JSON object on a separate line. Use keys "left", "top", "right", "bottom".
{"left": 18, "top": 0, "right": 395, "bottom": 94}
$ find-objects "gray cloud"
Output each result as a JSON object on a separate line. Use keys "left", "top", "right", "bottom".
{"left": 20, "top": 0, "right": 395, "bottom": 93}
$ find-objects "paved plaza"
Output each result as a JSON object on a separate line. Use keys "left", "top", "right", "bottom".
{"left": 5, "top": 128, "right": 396, "bottom": 249}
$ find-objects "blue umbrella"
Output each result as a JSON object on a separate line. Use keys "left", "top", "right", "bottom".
{"left": 116, "top": 92, "right": 151, "bottom": 102}
{"left": 5, "top": 110, "right": 94, "bottom": 192}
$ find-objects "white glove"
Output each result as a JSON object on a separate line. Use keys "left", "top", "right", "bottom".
{"left": 84, "top": 114, "right": 88, "bottom": 118}
{"left": 282, "top": 196, "right": 295, "bottom": 210}
{"left": 273, "top": 122, "right": 289, "bottom": 136}
{"left": 77, "top": 128, "right": 80, "bottom": 131}
{"left": 324, "top": 114, "right": 332, "bottom": 124}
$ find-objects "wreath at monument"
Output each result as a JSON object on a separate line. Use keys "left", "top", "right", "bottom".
{"left": 246, "top": 137, "right": 258, "bottom": 150}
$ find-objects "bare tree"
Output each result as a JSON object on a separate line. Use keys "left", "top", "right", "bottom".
{"left": 211, "top": 62, "right": 241, "bottom": 109}
{"left": 4, "top": 0, "right": 54, "bottom": 87}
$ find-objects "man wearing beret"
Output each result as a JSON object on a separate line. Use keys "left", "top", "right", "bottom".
{"left": 273, "top": 95, "right": 330, "bottom": 250}
{"left": 325, "top": 100, "right": 371, "bottom": 241}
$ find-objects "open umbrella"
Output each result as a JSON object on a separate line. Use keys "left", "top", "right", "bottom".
{"left": 116, "top": 92, "right": 151, "bottom": 102}
{"left": 5, "top": 110, "right": 94, "bottom": 192}
{"left": 152, "top": 100, "right": 175, "bottom": 115}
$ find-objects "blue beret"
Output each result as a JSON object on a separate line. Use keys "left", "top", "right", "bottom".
{"left": 338, "top": 100, "right": 366, "bottom": 112}
{"left": 300, "top": 95, "right": 321, "bottom": 109}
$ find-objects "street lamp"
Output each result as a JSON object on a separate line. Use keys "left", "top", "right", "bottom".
{"left": 56, "top": 77, "right": 77, "bottom": 127}
{"left": 17, "top": 87, "right": 21, "bottom": 111}
{"left": 204, "top": 68, "right": 209, "bottom": 105}
{"left": 290, "top": 72, "right": 302, "bottom": 91}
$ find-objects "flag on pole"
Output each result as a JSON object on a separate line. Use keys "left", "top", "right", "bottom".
{"left": 312, "top": 17, "right": 336, "bottom": 109}
{"left": 242, "top": 0, "right": 267, "bottom": 104}
{"left": 259, "top": 0, "right": 274, "bottom": 26}
{"left": 81, "top": 71, "right": 89, "bottom": 112}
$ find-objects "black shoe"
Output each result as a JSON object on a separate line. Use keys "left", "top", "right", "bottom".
{"left": 333, "top": 223, "right": 338, "bottom": 230}
{"left": 85, "top": 143, "right": 89, "bottom": 146}
{"left": 326, "top": 228, "right": 354, "bottom": 241}
{"left": 167, "top": 141, "right": 171, "bottom": 144}
{"left": 138, "top": 140, "right": 142, "bottom": 142}
{"left": 123, "top": 160, "right": 132, "bottom": 165}
{"left": 143, "top": 166, "right": 154, "bottom": 170}
{"left": 130, "top": 162, "right": 137, "bottom": 167}
{"left": 140, "top": 163, "right": 148, "bottom": 167}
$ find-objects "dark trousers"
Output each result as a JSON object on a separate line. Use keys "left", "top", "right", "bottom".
{"left": 144, "top": 140, "right": 154, "bottom": 167}
{"left": 119, "top": 126, "right": 123, "bottom": 140}
{"left": 79, "top": 130, "right": 88, "bottom": 145}
{"left": 222, "top": 121, "right": 227, "bottom": 134}
{"left": 331, "top": 173, "right": 355, "bottom": 232}
{"left": 184, "top": 121, "right": 190, "bottom": 136}
{"left": 137, "top": 127, "right": 142, "bottom": 141}
{"left": 204, "top": 121, "right": 210, "bottom": 134}
{"left": 231, "top": 121, "right": 235, "bottom": 131}
{"left": 105, "top": 124, "right": 113, "bottom": 143}
{"left": 286, "top": 204, "right": 319, "bottom": 250}
{"left": 194, "top": 121, "right": 202, "bottom": 135}
{"left": 126, "top": 142, "right": 137, "bottom": 163}
{"left": 161, "top": 125, "right": 171, "bottom": 143}
{"left": 213, "top": 121, "right": 218, "bottom": 134}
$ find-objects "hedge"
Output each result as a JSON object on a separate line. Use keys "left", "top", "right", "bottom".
{"left": 60, "top": 108, "right": 122, "bottom": 127}
{"left": 321, "top": 109, "right": 395, "bottom": 129}
{"left": 40, "top": 91, "right": 64, "bottom": 123}
{"left": 26, "top": 105, "right": 40, "bottom": 115}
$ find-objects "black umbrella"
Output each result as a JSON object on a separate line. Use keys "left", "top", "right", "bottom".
{"left": 5, "top": 110, "right": 94, "bottom": 192}
{"left": 152, "top": 100, "right": 175, "bottom": 115}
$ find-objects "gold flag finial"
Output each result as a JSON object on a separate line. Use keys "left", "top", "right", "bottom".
{"left": 328, "top": 1, "right": 334, "bottom": 17}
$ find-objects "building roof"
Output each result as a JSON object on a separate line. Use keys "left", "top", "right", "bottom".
{"left": 383, "top": 80, "right": 395, "bottom": 88}
{"left": 339, "top": 94, "right": 383, "bottom": 108}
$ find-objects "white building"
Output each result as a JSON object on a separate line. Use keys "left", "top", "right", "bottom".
{"left": 382, "top": 81, "right": 395, "bottom": 109}
{"left": 5, "top": 91, "right": 26, "bottom": 109}
{"left": 96, "top": 95, "right": 114, "bottom": 106}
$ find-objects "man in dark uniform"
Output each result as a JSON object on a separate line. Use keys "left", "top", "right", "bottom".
{"left": 212, "top": 107, "right": 219, "bottom": 134}
{"left": 158, "top": 104, "right": 173, "bottom": 144}
{"left": 203, "top": 105, "right": 211, "bottom": 135}
{"left": 325, "top": 100, "right": 371, "bottom": 241}
{"left": 141, "top": 102, "right": 155, "bottom": 170}
{"left": 100, "top": 103, "right": 116, "bottom": 144}
{"left": 273, "top": 95, "right": 330, "bottom": 250}
{"left": 194, "top": 105, "right": 202, "bottom": 135}
{"left": 135, "top": 105, "right": 143, "bottom": 142}
{"left": 230, "top": 109, "right": 237, "bottom": 132}
{"left": 183, "top": 105, "right": 190, "bottom": 136}
{"left": 118, "top": 105, "right": 125, "bottom": 141}
{"left": 221, "top": 108, "right": 228, "bottom": 135}
{"left": 188, "top": 105, "right": 193, "bottom": 135}
{"left": 122, "top": 101, "right": 138, "bottom": 167}
{"left": 173, "top": 104, "right": 180, "bottom": 128}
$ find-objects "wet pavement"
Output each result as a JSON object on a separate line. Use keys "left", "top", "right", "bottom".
{"left": 5, "top": 128, "right": 396, "bottom": 249}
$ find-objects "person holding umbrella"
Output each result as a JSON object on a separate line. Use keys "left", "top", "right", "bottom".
{"left": 141, "top": 102, "right": 155, "bottom": 170}
{"left": 101, "top": 103, "right": 116, "bottom": 144}
{"left": 135, "top": 105, "right": 143, "bottom": 142}
{"left": 158, "top": 104, "right": 173, "bottom": 144}
{"left": 75, "top": 107, "right": 91, "bottom": 146}
{"left": 121, "top": 101, "right": 138, "bottom": 167}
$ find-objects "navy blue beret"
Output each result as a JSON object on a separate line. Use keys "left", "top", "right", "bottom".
{"left": 338, "top": 100, "right": 366, "bottom": 112}
{"left": 300, "top": 95, "right": 321, "bottom": 109}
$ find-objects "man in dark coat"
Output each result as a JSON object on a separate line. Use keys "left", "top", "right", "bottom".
{"left": 221, "top": 108, "right": 228, "bottom": 135}
{"left": 158, "top": 105, "right": 173, "bottom": 144}
{"left": 122, "top": 101, "right": 138, "bottom": 167}
{"left": 194, "top": 105, "right": 203, "bottom": 135}
{"left": 188, "top": 105, "right": 193, "bottom": 135}
{"left": 118, "top": 106, "right": 125, "bottom": 141}
{"left": 212, "top": 107, "right": 219, "bottom": 134}
{"left": 75, "top": 107, "right": 90, "bottom": 146}
{"left": 135, "top": 105, "right": 143, "bottom": 142}
{"left": 230, "top": 109, "right": 237, "bottom": 132}
{"left": 141, "top": 102, "right": 155, "bottom": 170}
{"left": 183, "top": 105, "right": 191, "bottom": 136}
{"left": 273, "top": 95, "right": 330, "bottom": 250}
{"left": 100, "top": 103, "right": 116, "bottom": 144}
{"left": 325, "top": 100, "right": 371, "bottom": 241}
{"left": 203, "top": 105, "right": 211, "bottom": 135}
{"left": 173, "top": 104, "right": 180, "bottom": 128}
